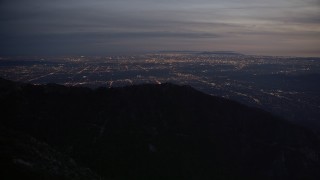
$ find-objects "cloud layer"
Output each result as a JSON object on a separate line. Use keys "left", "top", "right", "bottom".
{"left": 1, "top": 0, "right": 319, "bottom": 56}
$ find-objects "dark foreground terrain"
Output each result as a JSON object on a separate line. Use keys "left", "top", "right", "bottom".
{"left": 0, "top": 78, "right": 320, "bottom": 179}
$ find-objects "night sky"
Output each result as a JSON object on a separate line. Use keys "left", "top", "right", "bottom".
{"left": 1, "top": 0, "right": 319, "bottom": 56}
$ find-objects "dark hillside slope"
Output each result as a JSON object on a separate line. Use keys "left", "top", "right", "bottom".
{"left": 0, "top": 126, "right": 99, "bottom": 180}
{"left": 0, "top": 78, "right": 320, "bottom": 180}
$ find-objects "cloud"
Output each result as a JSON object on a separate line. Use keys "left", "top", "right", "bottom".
{"left": 0, "top": 0, "right": 319, "bottom": 56}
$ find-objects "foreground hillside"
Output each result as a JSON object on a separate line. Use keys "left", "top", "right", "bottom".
{"left": 0, "top": 78, "right": 319, "bottom": 180}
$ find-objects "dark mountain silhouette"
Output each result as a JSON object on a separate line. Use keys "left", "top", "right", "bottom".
{"left": 0, "top": 126, "right": 99, "bottom": 180}
{"left": 0, "top": 77, "right": 320, "bottom": 180}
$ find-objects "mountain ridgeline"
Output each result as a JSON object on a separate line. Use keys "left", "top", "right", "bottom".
{"left": 0, "top": 78, "right": 320, "bottom": 179}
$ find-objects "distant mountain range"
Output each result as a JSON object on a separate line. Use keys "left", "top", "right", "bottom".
{"left": 0, "top": 78, "right": 320, "bottom": 180}
{"left": 157, "top": 50, "right": 244, "bottom": 55}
